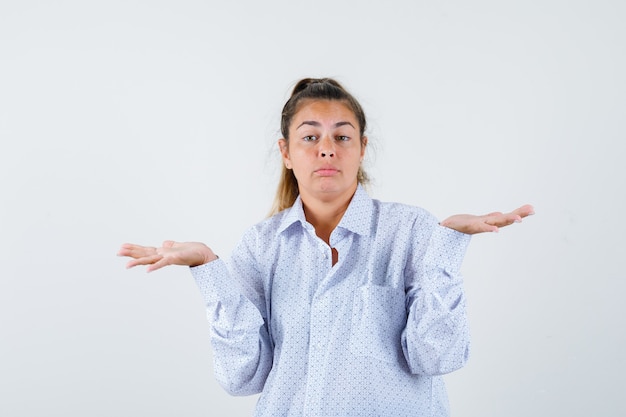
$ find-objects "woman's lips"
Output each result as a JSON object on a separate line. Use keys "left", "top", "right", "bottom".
{"left": 315, "top": 168, "right": 339, "bottom": 176}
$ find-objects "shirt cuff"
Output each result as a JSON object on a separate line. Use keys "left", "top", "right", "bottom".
{"left": 190, "top": 259, "right": 239, "bottom": 306}
{"left": 422, "top": 224, "right": 472, "bottom": 273}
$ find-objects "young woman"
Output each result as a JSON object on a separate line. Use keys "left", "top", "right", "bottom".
{"left": 118, "top": 78, "right": 533, "bottom": 416}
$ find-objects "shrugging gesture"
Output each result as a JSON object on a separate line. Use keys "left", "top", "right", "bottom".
{"left": 118, "top": 77, "right": 535, "bottom": 417}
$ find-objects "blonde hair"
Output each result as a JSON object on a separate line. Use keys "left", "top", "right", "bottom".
{"left": 269, "top": 78, "right": 369, "bottom": 216}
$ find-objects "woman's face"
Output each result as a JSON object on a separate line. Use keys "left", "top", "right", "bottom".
{"left": 279, "top": 99, "right": 367, "bottom": 203}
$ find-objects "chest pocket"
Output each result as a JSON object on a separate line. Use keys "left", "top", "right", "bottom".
{"left": 349, "top": 284, "right": 407, "bottom": 365}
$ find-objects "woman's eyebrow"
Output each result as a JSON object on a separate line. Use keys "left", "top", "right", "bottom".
{"left": 297, "top": 121, "right": 356, "bottom": 129}
{"left": 334, "top": 121, "right": 355, "bottom": 129}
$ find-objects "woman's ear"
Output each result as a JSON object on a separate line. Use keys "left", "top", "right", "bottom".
{"left": 278, "top": 139, "right": 291, "bottom": 169}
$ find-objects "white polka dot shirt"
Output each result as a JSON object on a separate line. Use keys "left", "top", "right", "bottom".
{"left": 191, "top": 185, "right": 471, "bottom": 416}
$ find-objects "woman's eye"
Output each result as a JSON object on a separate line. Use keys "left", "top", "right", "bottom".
{"left": 336, "top": 136, "right": 350, "bottom": 141}
{"left": 303, "top": 135, "right": 318, "bottom": 142}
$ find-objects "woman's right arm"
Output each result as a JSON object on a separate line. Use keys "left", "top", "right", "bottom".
{"left": 118, "top": 238, "right": 273, "bottom": 396}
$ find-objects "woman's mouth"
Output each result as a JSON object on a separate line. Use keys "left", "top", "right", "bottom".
{"left": 315, "top": 168, "right": 339, "bottom": 176}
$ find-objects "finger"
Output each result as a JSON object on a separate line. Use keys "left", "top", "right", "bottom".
{"left": 483, "top": 212, "right": 513, "bottom": 227}
{"left": 484, "top": 213, "right": 519, "bottom": 228}
{"left": 511, "top": 204, "right": 535, "bottom": 218}
{"left": 118, "top": 243, "right": 144, "bottom": 256}
{"left": 466, "top": 216, "right": 500, "bottom": 234}
{"left": 493, "top": 214, "right": 522, "bottom": 227}
{"left": 126, "top": 254, "right": 163, "bottom": 269}
{"left": 480, "top": 222, "right": 499, "bottom": 233}
{"left": 125, "top": 246, "right": 158, "bottom": 259}
{"left": 146, "top": 256, "right": 173, "bottom": 273}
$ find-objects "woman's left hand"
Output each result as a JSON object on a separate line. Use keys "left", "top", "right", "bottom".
{"left": 440, "top": 204, "right": 535, "bottom": 235}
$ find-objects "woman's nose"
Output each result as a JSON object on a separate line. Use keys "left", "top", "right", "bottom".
{"left": 319, "top": 136, "right": 335, "bottom": 158}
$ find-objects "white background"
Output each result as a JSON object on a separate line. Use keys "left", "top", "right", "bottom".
{"left": 1, "top": 1, "right": 624, "bottom": 416}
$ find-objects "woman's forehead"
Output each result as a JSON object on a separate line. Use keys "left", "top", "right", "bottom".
{"left": 292, "top": 100, "right": 358, "bottom": 125}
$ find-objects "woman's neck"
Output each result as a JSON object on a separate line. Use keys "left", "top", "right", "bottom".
{"left": 300, "top": 185, "right": 357, "bottom": 245}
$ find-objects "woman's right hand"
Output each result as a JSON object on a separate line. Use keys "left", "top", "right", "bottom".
{"left": 117, "top": 240, "right": 218, "bottom": 272}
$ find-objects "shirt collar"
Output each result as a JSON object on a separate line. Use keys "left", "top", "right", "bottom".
{"left": 276, "top": 184, "right": 373, "bottom": 237}
{"left": 277, "top": 194, "right": 307, "bottom": 235}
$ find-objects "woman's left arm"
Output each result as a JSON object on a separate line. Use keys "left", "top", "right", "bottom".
{"left": 401, "top": 204, "right": 534, "bottom": 376}
{"left": 401, "top": 223, "right": 472, "bottom": 376}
